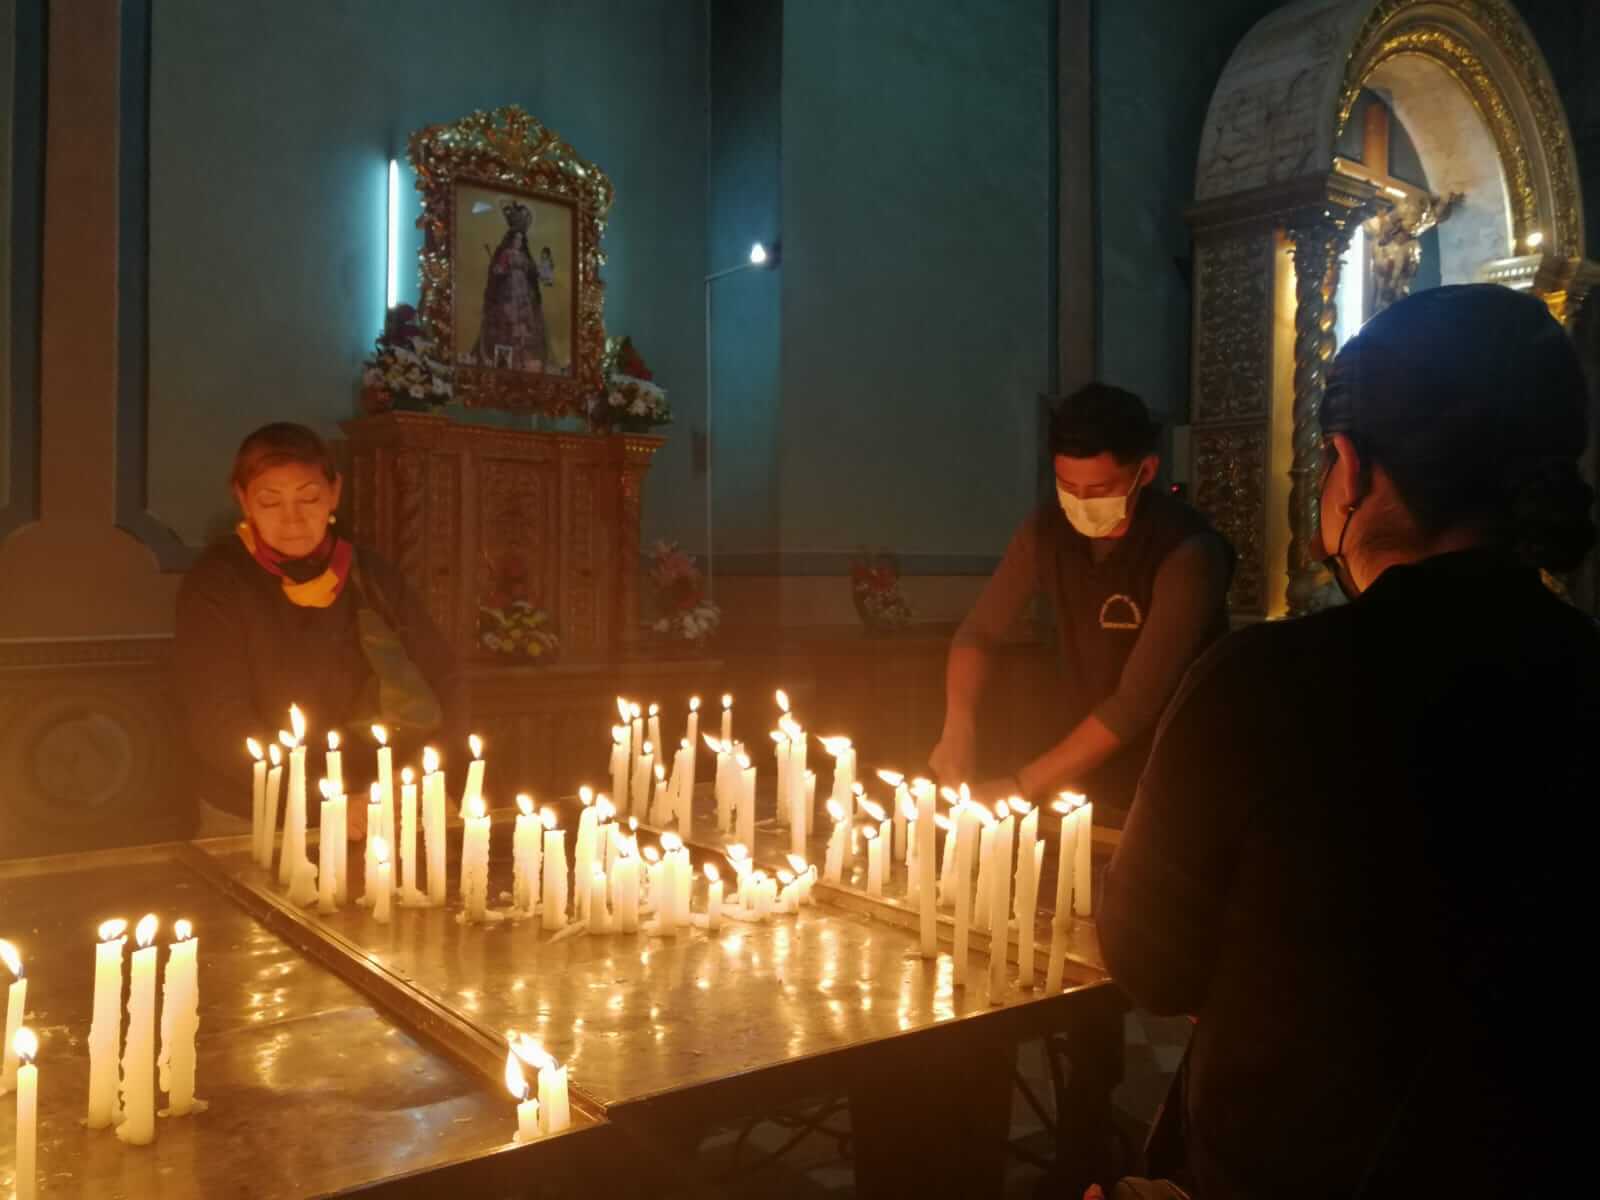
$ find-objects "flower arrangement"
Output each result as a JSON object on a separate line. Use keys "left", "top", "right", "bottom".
{"left": 478, "top": 601, "right": 561, "bottom": 660}
{"left": 590, "top": 335, "right": 671, "bottom": 431}
{"left": 850, "top": 549, "right": 914, "bottom": 632}
{"left": 360, "top": 304, "right": 454, "bottom": 413}
{"left": 647, "top": 540, "right": 720, "bottom": 644}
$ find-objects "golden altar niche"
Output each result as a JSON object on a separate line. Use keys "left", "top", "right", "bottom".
{"left": 342, "top": 412, "right": 662, "bottom": 660}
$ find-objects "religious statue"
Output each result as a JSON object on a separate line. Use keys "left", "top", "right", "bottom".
{"left": 1366, "top": 190, "right": 1464, "bottom": 315}
{"left": 472, "top": 199, "right": 552, "bottom": 373}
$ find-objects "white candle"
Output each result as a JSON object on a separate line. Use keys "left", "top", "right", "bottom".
{"left": 588, "top": 869, "right": 612, "bottom": 933}
{"left": 538, "top": 1061, "right": 571, "bottom": 1135}
{"left": 657, "top": 833, "right": 681, "bottom": 931}
{"left": 263, "top": 743, "right": 284, "bottom": 873}
{"left": 988, "top": 807, "right": 1015, "bottom": 1003}
{"left": 609, "top": 725, "right": 629, "bottom": 816}
{"left": 574, "top": 790, "right": 598, "bottom": 921}
{"left": 707, "top": 735, "right": 732, "bottom": 832}
{"left": 513, "top": 794, "right": 541, "bottom": 914}
{"left": 247, "top": 738, "right": 268, "bottom": 866}
{"left": 1046, "top": 795, "right": 1078, "bottom": 992}
{"left": 823, "top": 800, "right": 847, "bottom": 884}
{"left": 632, "top": 741, "right": 655, "bottom": 822}
{"left": 646, "top": 703, "right": 662, "bottom": 762}
{"left": 87, "top": 920, "right": 126, "bottom": 1128}
{"left": 542, "top": 824, "right": 568, "bottom": 931}
{"left": 973, "top": 821, "right": 996, "bottom": 932}
{"left": 804, "top": 772, "right": 817, "bottom": 846}
{"left": 318, "top": 783, "right": 340, "bottom": 914}
{"left": 371, "top": 724, "right": 394, "bottom": 845}
{"left": 362, "top": 783, "right": 384, "bottom": 907}
{"left": 372, "top": 837, "right": 393, "bottom": 924}
{"left": 953, "top": 807, "right": 980, "bottom": 988}
{"left": 507, "top": 1051, "right": 539, "bottom": 1143}
{"left": 13, "top": 1026, "right": 37, "bottom": 1200}
{"left": 288, "top": 856, "right": 319, "bottom": 907}
{"left": 629, "top": 703, "right": 644, "bottom": 781}
{"left": 1018, "top": 840, "right": 1045, "bottom": 990}
{"left": 820, "top": 740, "right": 858, "bottom": 857}
{"left": 400, "top": 767, "right": 420, "bottom": 897}
{"left": 461, "top": 796, "right": 491, "bottom": 923}
{"left": 1073, "top": 798, "right": 1094, "bottom": 917}
{"left": 423, "top": 747, "right": 448, "bottom": 906}
{"left": 278, "top": 707, "right": 308, "bottom": 886}
{"left": 614, "top": 851, "right": 641, "bottom": 933}
{"left": 786, "top": 854, "right": 814, "bottom": 906}
{"left": 720, "top": 693, "right": 733, "bottom": 746}
{"left": 704, "top": 862, "right": 723, "bottom": 931}
{"left": 157, "top": 920, "right": 200, "bottom": 1117}
{"left": 460, "top": 733, "right": 486, "bottom": 820}
{"left": 772, "top": 729, "right": 791, "bottom": 828}
{"left": 904, "top": 798, "right": 921, "bottom": 902}
{"left": 726, "top": 845, "right": 751, "bottom": 910}
{"left": 918, "top": 795, "right": 939, "bottom": 959}
{"left": 331, "top": 785, "right": 349, "bottom": 905}
{"left": 684, "top": 697, "right": 701, "bottom": 808}
{"left": 674, "top": 740, "right": 695, "bottom": 833}
{"left": 736, "top": 753, "right": 756, "bottom": 852}
{"left": 1013, "top": 802, "right": 1039, "bottom": 927}
{"left": 937, "top": 785, "right": 962, "bottom": 905}
{"left": 117, "top": 914, "right": 159, "bottom": 1145}
{"left": 648, "top": 762, "right": 668, "bottom": 828}
{"left": 0, "top": 941, "right": 25, "bottom": 1095}
{"left": 325, "top": 729, "right": 344, "bottom": 797}
{"left": 865, "top": 826, "right": 886, "bottom": 895}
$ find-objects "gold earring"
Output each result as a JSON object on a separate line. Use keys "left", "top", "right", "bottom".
{"left": 329, "top": 514, "right": 338, "bottom": 525}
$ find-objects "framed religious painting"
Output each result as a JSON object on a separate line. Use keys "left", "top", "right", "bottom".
{"left": 410, "top": 106, "right": 613, "bottom": 414}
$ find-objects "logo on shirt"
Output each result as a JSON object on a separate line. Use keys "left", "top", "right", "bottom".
{"left": 1098, "top": 594, "right": 1143, "bottom": 630}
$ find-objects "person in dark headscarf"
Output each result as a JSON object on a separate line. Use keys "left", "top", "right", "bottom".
{"left": 1098, "top": 285, "right": 1598, "bottom": 1198}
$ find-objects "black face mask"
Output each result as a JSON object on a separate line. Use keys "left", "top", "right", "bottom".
{"left": 1315, "top": 439, "right": 1363, "bottom": 603}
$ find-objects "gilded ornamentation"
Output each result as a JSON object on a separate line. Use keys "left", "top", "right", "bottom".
{"left": 1193, "top": 425, "right": 1269, "bottom": 616}
{"left": 426, "top": 455, "right": 460, "bottom": 644}
{"left": 409, "top": 106, "right": 613, "bottom": 415}
{"left": 391, "top": 450, "right": 427, "bottom": 589}
{"left": 1194, "top": 234, "right": 1273, "bottom": 423}
{"left": 478, "top": 457, "right": 555, "bottom": 616}
{"left": 1339, "top": 0, "right": 1583, "bottom": 257}
{"left": 566, "top": 465, "right": 598, "bottom": 648}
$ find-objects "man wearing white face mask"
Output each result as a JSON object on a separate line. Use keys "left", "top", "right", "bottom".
{"left": 929, "top": 384, "right": 1233, "bottom": 818}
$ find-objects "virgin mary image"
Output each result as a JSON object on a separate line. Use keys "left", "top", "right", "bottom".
{"left": 473, "top": 199, "right": 550, "bottom": 372}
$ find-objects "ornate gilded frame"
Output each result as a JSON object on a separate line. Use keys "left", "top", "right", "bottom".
{"left": 409, "top": 106, "right": 614, "bottom": 415}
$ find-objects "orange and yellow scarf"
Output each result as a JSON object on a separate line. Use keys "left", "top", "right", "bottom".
{"left": 237, "top": 522, "right": 354, "bottom": 608}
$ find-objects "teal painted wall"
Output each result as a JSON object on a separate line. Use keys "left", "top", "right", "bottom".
{"left": 1095, "top": 0, "right": 1282, "bottom": 423}
{"left": 776, "top": 0, "right": 1053, "bottom": 559}
{"left": 148, "top": 0, "right": 707, "bottom": 547}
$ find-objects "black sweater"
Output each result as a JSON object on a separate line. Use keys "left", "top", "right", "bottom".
{"left": 173, "top": 539, "right": 465, "bottom": 817}
{"left": 1100, "top": 550, "right": 1599, "bottom": 1197}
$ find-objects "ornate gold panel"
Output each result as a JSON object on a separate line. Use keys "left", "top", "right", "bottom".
{"left": 1194, "top": 234, "right": 1274, "bottom": 423}
{"left": 1193, "top": 424, "right": 1269, "bottom": 617}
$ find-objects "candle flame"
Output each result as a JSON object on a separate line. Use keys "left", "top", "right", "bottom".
{"left": 422, "top": 746, "right": 440, "bottom": 774}
{"left": 777, "top": 869, "right": 794, "bottom": 885}
{"left": 787, "top": 853, "right": 808, "bottom": 874}
{"left": 779, "top": 716, "right": 803, "bottom": 740}
{"left": 401, "top": 766, "right": 415, "bottom": 786}
{"left": 934, "top": 813, "right": 954, "bottom": 832}
{"left": 174, "top": 919, "right": 193, "bottom": 942}
{"left": 722, "top": 693, "right": 733, "bottom": 710}
{"left": 680, "top": 738, "right": 691, "bottom": 753}
{"left": 597, "top": 796, "right": 616, "bottom": 821}
{"left": 135, "top": 914, "right": 159, "bottom": 948}
{"left": 661, "top": 831, "right": 683, "bottom": 852}
{"left": 508, "top": 1033, "right": 555, "bottom": 1072}
{"left": 1009, "top": 797, "right": 1032, "bottom": 815}
{"left": 370, "top": 782, "right": 383, "bottom": 807}
{"left": 318, "top": 778, "right": 334, "bottom": 800}
{"left": 643, "top": 845, "right": 661, "bottom": 864}
{"left": 289, "top": 704, "right": 307, "bottom": 742}
{"left": 613, "top": 725, "right": 626, "bottom": 745}
{"left": 654, "top": 763, "right": 665, "bottom": 782}
{"left": 642, "top": 741, "right": 653, "bottom": 756}
{"left": 13, "top": 1026, "right": 37, "bottom": 1064}
{"left": 617, "top": 697, "right": 630, "bottom": 721}
{"left": 516, "top": 793, "right": 534, "bottom": 817}
{"left": 278, "top": 730, "right": 295, "bottom": 750}
{"left": 689, "top": 696, "right": 701, "bottom": 712}
{"left": 860, "top": 798, "right": 886, "bottom": 823}
{"left": 579, "top": 785, "right": 594, "bottom": 806}
{"left": 466, "top": 796, "right": 487, "bottom": 821}
{"left": 863, "top": 825, "right": 878, "bottom": 841}
{"left": 826, "top": 799, "right": 844, "bottom": 822}
{"left": 0, "top": 940, "right": 20, "bottom": 978}
{"left": 939, "top": 786, "right": 960, "bottom": 804}
{"left": 371, "top": 724, "right": 389, "bottom": 746}
{"left": 701, "top": 733, "right": 723, "bottom": 753}
{"left": 994, "top": 801, "right": 1009, "bottom": 819}
{"left": 974, "top": 805, "right": 997, "bottom": 828}
{"left": 701, "top": 862, "right": 720, "bottom": 884}
{"left": 628, "top": 817, "right": 638, "bottom": 831}
{"left": 851, "top": 782, "right": 865, "bottom": 797}
{"left": 505, "top": 1050, "right": 530, "bottom": 1101}
{"left": 469, "top": 733, "right": 484, "bottom": 759}
{"left": 912, "top": 776, "right": 932, "bottom": 789}
{"left": 769, "top": 730, "right": 787, "bottom": 745}
{"left": 98, "top": 918, "right": 127, "bottom": 942}
{"left": 246, "top": 737, "right": 264, "bottom": 761}
{"left": 372, "top": 836, "right": 391, "bottom": 866}
{"left": 541, "top": 808, "right": 558, "bottom": 830}
{"left": 737, "top": 753, "right": 752, "bottom": 770}
{"left": 960, "top": 783, "right": 971, "bottom": 804}
{"left": 327, "top": 730, "right": 341, "bottom": 752}
{"left": 727, "top": 843, "right": 749, "bottom": 862}
{"left": 900, "top": 794, "right": 918, "bottom": 820}
{"left": 648, "top": 702, "right": 659, "bottom": 717}
{"left": 269, "top": 743, "right": 282, "bottom": 766}
{"left": 631, "top": 702, "right": 642, "bottom": 719}
{"left": 876, "top": 768, "right": 904, "bottom": 786}
{"left": 775, "top": 689, "right": 789, "bottom": 713}
{"left": 1060, "top": 790, "right": 1087, "bottom": 811}
{"left": 820, "top": 736, "right": 852, "bottom": 754}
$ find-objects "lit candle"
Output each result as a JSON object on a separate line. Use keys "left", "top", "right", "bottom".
{"left": 87, "top": 919, "right": 126, "bottom": 1128}
{"left": 1012, "top": 799, "right": 1038, "bottom": 928}
{"left": 13, "top": 1026, "right": 37, "bottom": 1200}
{"left": 1073, "top": 797, "right": 1094, "bottom": 918}
{"left": 513, "top": 794, "right": 541, "bottom": 914}
{"left": 371, "top": 724, "right": 394, "bottom": 845}
{"left": 538, "top": 1056, "right": 571, "bottom": 1135}
{"left": 673, "top": 739, "right": 695, "bottom": 833}
{"left": 372, "top": 837, "right": 393, "bottom": 924}
{"left": 263, "top": 743, "right": 284, "bottom": 873}
{"left": 1019, "top": 837, "right": 1045, "bottom": 990}
{"left": 116, "top": 913, "right": 159, "bottom": 1146}
{"left": 903, "top": 793, "right": 921, "bottom": 902}
{"left": 614, "top": 848, "right": 641, "bottom": 933}
{"left": 588, "top": 869, "right": 612, "bottom": 933}
{"left": 643, "top": 845, "right": 664, "bottom": 914}
{"left": 0, "top": 941, "right": 24, "bottom": 1094}
{"left": 658, "top": 831, "right": 683, "bottom": 932}
{"left": 460, "top": 796, "right": 492, "bottom": 923}
{"left": 973, "top": 816, "right": 997, "bottom": 933}
{"left": 684, "top": 697, "right": 701, "bottom": 806}
{"left": 423, "top": 746, "right": 448, "bottom": 906}
{"left": 362, "top": 782, "right": 384, "bottom": 907}
{"left": 317, "top": 781, "right": 340, "bottom": 914}
{"left": 458, "top": 733, "right": 485, "bottom": 821}
{"left": 400, "top": 767, "right": 419, "bottom": 898}
{"left": 247, "top": 738, "right": 268, "bottom": 866}
{"left": 706, "top": 735, "right": 733, "bottom": 832}
{"left": 643, "top": 702, "right": 660, "bottom": 761}
{"left": 937, "top": 786, "right": 962, "bottom": 905}
{"left": 737, "top": 752, "right": 756, "bottom": 852}
{"left": 288, "top": 856, "right": 318, "bottom": 907}
{"left": 823, "top": 800, "right": 847, "bottom": 884}
{"left": 632, "top": 740, "right": 655, "bottom": 822}
{"left": 988, "top": 803, "right": 1015, "bottom": 1003}
{"left": 1046, "top": 794, "right": 1078, "bottom": 993}
{"left": 507, "top": 1051, "right": 539, "bottom": 1143}
{"left": 157, "top": 919, "right": 201, "bottom": 1117}
{"left": 704, "top": 862, "right": 724, "bottom": 932}
{"left": 727, "top": 844, "right": 751, "bottom": 910}
{"left": 609, "top": 725, "right": 629, "bottom": 816}
{"left": 649, "top": 762, "right": 668, "bottom": 828}
{"left": 953, "top": 805, "right": 981, "bottom": 989}
{"left": 772, "top": 728, "right": 791, "bottom": 829}
{"left": 541, "top": 813, "right": 567, "bottom": 931}
{"left": 629, "top": 702, "right": 644, "bottom": 780}
{"left": 865, "top": 826, "right": 886, "bottom": 895}
{"left": 721, "top": 693, "right": 733, "bottom": 746}
{"left": 325, "top": 729, "right": 344, "bottom": 797}
{"left": 919, "top": 798, "right": 939, "bottom": 959}
{"left": 279, "top": 705, "right": 309, "bottom": 887}
{"left": 786, "top": 854, "right": 815, "bottom": 906}
{"left": 573, "top": 789, "right": 598, "bottom": 921}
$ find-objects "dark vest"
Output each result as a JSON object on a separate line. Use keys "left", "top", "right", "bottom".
{"left": 1036, "top": 490, "right": 1233, "bottom": 814}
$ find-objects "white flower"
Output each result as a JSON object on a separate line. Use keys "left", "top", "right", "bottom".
{"left": 408, "top": 384, "right": 426, "bottom": 400}
{"left": 609, "top": 391, "right": 626, "bottom": 408}
{"left": 629, "top": 397, "right": 649, "bottom": 416}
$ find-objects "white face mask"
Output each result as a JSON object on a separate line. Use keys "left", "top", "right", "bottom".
{"left": 1057, "top": 476, "right": 1143, "bottom": 539}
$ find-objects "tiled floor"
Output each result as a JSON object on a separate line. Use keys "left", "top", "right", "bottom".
{"left": 687, "top": 1011, "right": 1194, "bottom": 1197}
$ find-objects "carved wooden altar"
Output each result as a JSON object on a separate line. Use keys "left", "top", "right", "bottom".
{"left": 342, "top": 413, "right": 662, "bottom": 659}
